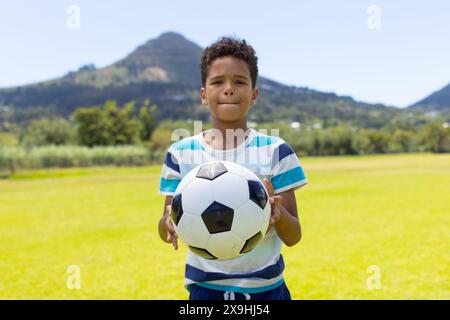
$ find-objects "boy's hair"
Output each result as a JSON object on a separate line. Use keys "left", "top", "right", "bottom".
{"left": 200, "top": 36, "right": 258, "bottom": 89}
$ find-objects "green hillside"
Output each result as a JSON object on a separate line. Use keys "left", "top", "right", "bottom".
{"left": 0, "top": 32, "right": 403, "bottom": 128}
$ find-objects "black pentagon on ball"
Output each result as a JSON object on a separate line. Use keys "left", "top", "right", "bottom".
{"left": 201, "top": 201, "right": 234, "bottom": 234}
{"left": 240, "top": 232, "right": 263, "bottom": 254}
{"left": 170, "top": 193, "right": 183, "bottom": 226}
{"left": 196, "top": 162, "right": 228, "bottom": 180}
{"left": 248, "top": 180, "right": 268, "bottom": 209}
{"left": 189, "top": 246, "right": 218, "bottom": 260}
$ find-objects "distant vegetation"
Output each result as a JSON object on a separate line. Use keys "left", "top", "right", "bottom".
{"left": 1, "top": 32, "right": 449, "bottom": 175}
{"left": 1, "top": 99, "right": 450, "bottom": 176}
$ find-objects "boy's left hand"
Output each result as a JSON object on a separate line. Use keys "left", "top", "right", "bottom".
{"left": 263, "top": 178, "right": 283, "bottom": 226}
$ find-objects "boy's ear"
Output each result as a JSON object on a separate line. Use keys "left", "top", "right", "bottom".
{"left": 200, "top": 87, "right": 208, "bottom": 106}
{"left": 250, "top": 87, "right": 259, "bottom": 107}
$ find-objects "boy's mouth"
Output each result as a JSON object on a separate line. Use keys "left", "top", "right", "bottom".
{"left": 218, "top": 102, "right": 240, "bottom": 106}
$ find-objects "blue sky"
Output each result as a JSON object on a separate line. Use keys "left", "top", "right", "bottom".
{"left": 1, "top": 0, "right": 449, "bottom": 107}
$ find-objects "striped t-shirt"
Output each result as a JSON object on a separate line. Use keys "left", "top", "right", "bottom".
{"left": 158, "top": 128, "right": 308, "bottom": 293}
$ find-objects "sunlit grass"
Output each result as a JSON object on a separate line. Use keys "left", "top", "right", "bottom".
{"left": 0, "top": 153, "right": 449, "bottom": 299}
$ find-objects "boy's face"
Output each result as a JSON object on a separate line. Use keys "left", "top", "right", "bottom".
{"left": 200, "top": 56, "right": 259, "bottom": 124}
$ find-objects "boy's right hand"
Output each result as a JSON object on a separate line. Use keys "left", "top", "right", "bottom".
{"left": 164, "top": 204, "right": 178, "bottom": 250}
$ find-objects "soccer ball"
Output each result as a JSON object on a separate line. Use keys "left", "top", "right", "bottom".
{"left": 170, "top": 161, "right": 271, "bottom": 260}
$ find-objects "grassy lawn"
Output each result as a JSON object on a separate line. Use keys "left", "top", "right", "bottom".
{"left": 0, "top": 153, "right": 449, "bottom": 299}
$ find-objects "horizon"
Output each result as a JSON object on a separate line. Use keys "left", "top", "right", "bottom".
{"left": 1, "top": 0, "right": 449, "bottom": 108}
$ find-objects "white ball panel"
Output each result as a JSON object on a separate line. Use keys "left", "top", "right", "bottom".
{"left": 231, "top": 201, "right": 268, "bottom": 239}
{"left": 223, "top": 161, "right": 270, "bottom": 198}
{"left": 211, "top": 172, "right": 249, "bottom": 209}
{"left": 175, "top": 212, "right": 211, "bottom": 248}
{"left": 181, "top": 177, "right": 214, "bottom": 215}
{"left": 206, "top": 232, "right": 245, "bottom": 260}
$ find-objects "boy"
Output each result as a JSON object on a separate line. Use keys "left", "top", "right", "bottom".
{"left": 158, "top": 37, "right": 308, "bottom": 300}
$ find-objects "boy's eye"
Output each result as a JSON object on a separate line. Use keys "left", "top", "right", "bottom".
{"left": 210, "top": 80, "right": 247, "bottom": 85}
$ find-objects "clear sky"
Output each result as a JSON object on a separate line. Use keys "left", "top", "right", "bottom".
{"left": 1, "top": 0, "right": 449, "bottom": 108}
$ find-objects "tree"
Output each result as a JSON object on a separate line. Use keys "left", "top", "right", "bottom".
{"left": 0, "top": 132, "right": 19, "bottom": 147}
{"left": 420, "top": 123, "right": 450, "bottom": 153}
{"left": 324, "top": 125, "right": 357, "bottom": 155}
{"left": 353, "top": 129, "right": 390, "bottom": 154}
{"left": 103, "top": 100, "right": 140, "bottom": 145}
{"left": 363, "top": 129, "right": 390, "bottom": 153}
{"left": 73, "top": 107, "right": 109, "bottom": 147}
{"left": 389, "top": 129, "right": 417, "bottom": 153}
{"left": 21, "top": 118, "right": 75, "bottom": 147}
{"left": 73, "top": 100, "right": 140, "bottom": 147}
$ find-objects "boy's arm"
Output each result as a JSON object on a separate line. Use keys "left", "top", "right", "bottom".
{"left": 274, "top": 189, "right": 301, "bottom": 247}
{"left": 158, "top": 195, "right": 179, "bottom": 250}
{"left": 263, "top": 179, "right": 302, "bottom": 247}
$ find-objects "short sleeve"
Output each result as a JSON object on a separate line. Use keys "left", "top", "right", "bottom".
{"left": 270, "top": 141, "right": 308, "bottom": 194}
{"left": 158, "top": 148, "right": 182, "bottom": 196}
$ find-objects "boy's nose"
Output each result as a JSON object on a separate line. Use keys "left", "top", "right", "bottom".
{"left": 224, "top": 88, "right": 234, "bottom": 96}
{"left": 223, "top": 81, "right": 234, "bottom": 96}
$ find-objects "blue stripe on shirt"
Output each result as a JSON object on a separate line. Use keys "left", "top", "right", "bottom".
{"left": 272, "top": 143, "right": 295, "bottom": 169}
{"left": 163, "top": 151, "right": 180, "bottom": 173}
{"left": 272, "top": 167, "right": 306, "bottom": 191}
{"left": 185, "top": 255, "right": 285, "bottom": 282}
{"left": 160, "top": 177, "right": 181, "bottom": 193}
{"left": 173, "top": 139, "right": 204, "bottom": 151}
{"left": 246, "top": 136, "right": 278, "bottom": 148}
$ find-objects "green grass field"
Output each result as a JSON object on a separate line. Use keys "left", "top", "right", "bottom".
{"left": 0, "top": 153, "right": 449, "bottom": 299}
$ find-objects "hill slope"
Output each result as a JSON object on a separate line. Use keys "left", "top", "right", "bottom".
{"left": 0, "top": 32, "right": 401, "bottom": 127}
{"left": 409, "top": 83, "right": 450, "bottom": 112}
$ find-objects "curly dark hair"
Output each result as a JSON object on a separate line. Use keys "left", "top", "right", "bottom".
{"left": 200, "top": 36, "right": 258, "bottom": 89}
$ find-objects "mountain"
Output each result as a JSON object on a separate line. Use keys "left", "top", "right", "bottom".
{"left": 409, "top": 83, "right": 450, "bottom": 112}
{"left": 62, "top": 31, "right": 203, "bottom": 87}
{"left": 0, "top": 31, "right": 402, "bottom": 128}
